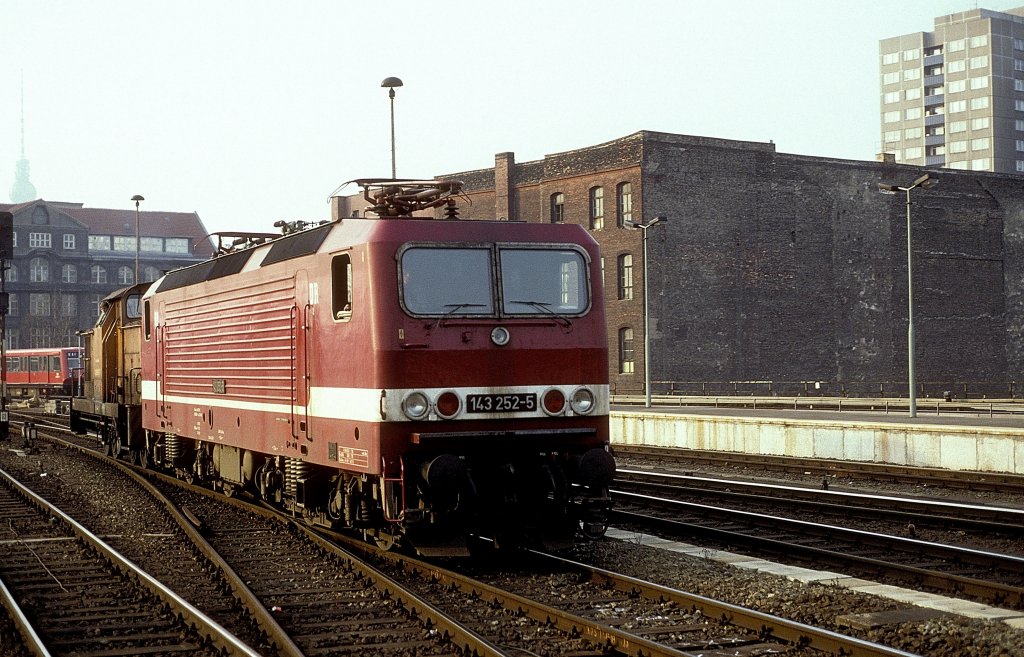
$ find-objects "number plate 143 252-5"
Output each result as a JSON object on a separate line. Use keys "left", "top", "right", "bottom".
{"left": 465, "top": 393, "right": 537, "bottom": 413}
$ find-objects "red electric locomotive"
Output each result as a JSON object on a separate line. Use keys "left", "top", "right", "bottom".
{"left": 73, "top": 180, "right": 614, "bottom": 554}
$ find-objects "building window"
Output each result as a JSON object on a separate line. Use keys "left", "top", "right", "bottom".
{"left": 969, "top": 56, "right": 988, "bottom": 69}
{"left": 29, "top": 257, "right": 48, "bottom": 282}
{"left": 949, "top": 140, "right": 968, "bottom": 153}
{"left": 28, "top": 232, "right": 51, "bottom": 249}
{"left": 905, "top": 87, "right": 922, "bottom": 100}
{"left": 1017, "top": 160, "right": 1024, "bottom": 172}
{"left": 618, "top": 327, "right": 635, "bottom": 374}
{"left": 971, "top": 117, "right": 990, "bottom": 130}
{"left": 971, "top": 137, "right": 990, "bottom": 151}
{"left": 113, "top": 236, "right": 135, "bottom": 251}
{"left": 970, "top": 96, "right": 989, "bottom": 110}
{"left": 969, "top": 35, "right": 988, "bottom": 48}
{"left": 1015, "top": 38, "right": 1024, "bottom": 50}
{"left": 7, "top": 294, "right": 16, "bottom": 316}
{"left": 143, "top": 266, "right": 161, "bottom": 282}
{"left": 617, "top": 182, "right": 633, "bottom": 227}
{"left": 61, "top": 294, "right": 76, "bottom": 318}
{"left": 949, "top": 39, "right": 965, "bottom": 52}
{"left": 904, "top": 127, "right": 923, "bottom": 139}
{"left": 882, "top": 71, "right": 900, "bottom": 85}
{"left": 947, "top": 59, "right": 966, "bottom": 73}
{"left": 949, "top": 121, "right": 967, "bottom": 133}
{"left": 904, "top": 147, "right": 923, "bottom": 159}
{"left": 549, "top": 193, "right": 564, "bottom": 223}
{"left": 970, "top": 76, "right": 989, "bottom": 90}
{"left": 1016, "top": 79, "right": 1024, "bottom": 91}
{"left": 884, "top": 130, "right": 901, "bottom": 143}
{"left": 589, "top": 187, "right": 604, "bottom": 230}
{"left": 28, "top": 327, "right": 49, "bottom": 348}
{"left": 1017, "top": 120, "right": 1024, "bottom": 131}
{"left": 29, "top": 293, "right": 51, "bottom": 317}
{"left": 90, "top": 294, "right": 103, "bottom": 318}
{"left": 903, "top": 48, "right": 920, "bottom": 61}
{"left": 89, "top": 235, "right": 111, "bottom": 251}
{"left": 947, "top": 79, "right": 966, "bottom": 93}
{"left": 118, "top": 266, "right": 134, "bottom": 285}
{"left": 948, "top": 100, "right": 967, "bottom": 113}
{"left": 617, "top": 254, "right": 633, "bottom": 300}
{"left": 62, "top": 264, "right": 77, "bottom": 283}
{"left": 141, "top": 237, "right": 162, "bottom": 252}
{"left": 165, "top": 238, "right": 189, "bottom": 253}
{"left": 902, "top": 69, "right": 921, "bottom": 81}
{"left": 905, "top": 107, "right": 922, "bottom": 120}
{"left": 882, "top": 52, "right": 900, "bottom": 65}
{"left": 91, "top": 265, "right": 107, "bottom": 284}
{"left": 972, "top": 158, "right": 991, "bottom": 170}
{"left": 883, "top": 91, "right": 901, "bottom": 104}
{"left": 5, "top": 266, "right": 16, "bottom": 282}
{"left": 63, "top": 234, "right": 75, "bottom": 250}
{"left": 883, "top": 111, "right": 901, "bottom": 123}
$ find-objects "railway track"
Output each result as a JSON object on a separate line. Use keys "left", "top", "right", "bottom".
{"left": 609, "top": 485, "right": 1024, "bottom": 610}
{"left": 0, "top": 424, "right": 925, "bottom": 657}
{"left": 614, "top": 468, "right": 1024, "bottom": 538}
{"left": 0, "top": 466, "right": 259, "bottom": 657}
{"left": 613, "top": 444, "right": 1024, "bottom": 496}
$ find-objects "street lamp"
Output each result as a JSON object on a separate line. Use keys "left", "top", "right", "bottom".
{"left": 626, "top": 215, "right": 668, "bottom": 407}
{"left": 131, "top": 195, "right": 144, "bottom": 285}
{"left": 381, "top": 77, "right": 403, "bottom": 179}
{"left": 878, "top": 173, "right": 938, "bottom": 418}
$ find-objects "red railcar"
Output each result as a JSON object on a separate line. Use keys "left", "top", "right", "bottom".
{"left": 3, "top": 347, "right": 83, "bottom": 397}
{"left": 76, "top": 180, "right": 614, "bottom": 554}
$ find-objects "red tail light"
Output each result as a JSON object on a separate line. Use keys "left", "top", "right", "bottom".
{"left": 542, "top": 388, "right": 565, "bottom": 415}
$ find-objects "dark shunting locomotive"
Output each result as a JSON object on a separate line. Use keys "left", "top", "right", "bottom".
{"left": 71, "top": 180, "right": 615, "bottom": 555}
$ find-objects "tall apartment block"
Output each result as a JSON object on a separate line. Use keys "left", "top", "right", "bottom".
{"left": 880, "top": 6, "right": 1024, "bottom": 173}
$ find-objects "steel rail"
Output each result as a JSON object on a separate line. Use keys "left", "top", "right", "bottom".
{"left": 0, "top": 576, "right": 50, "bottom": 657}
{"left": 0, "top": 467, "right": 262, "bottom": 657}
{"left": 527, "top": 549, "right": 922, "bottom": 657}
{"left": 615, "top": 468, "right": 1024, "bottom": 531}
{"left": 613, "top": 444, "right": 1024, "bottom": 494}
{"left": 612, "top": 490, "right": 1024, "bottom": 609}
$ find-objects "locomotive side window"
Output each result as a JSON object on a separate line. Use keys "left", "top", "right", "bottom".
{"left": 400, "top": 247, "right": 494, "bottom": 315}
{"left": 125, "top": 294, "right": 142, "bottom": 320}
{"left": 332, "top": 254, "right": 353, "bottom": 321}
{"left": 499, "top": 248, "right": 589, "bottom": 315}
{"left": 144, "top": 300, "right": 151, "bottom": 339}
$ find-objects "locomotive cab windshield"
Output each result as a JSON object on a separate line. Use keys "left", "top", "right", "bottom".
{"left": 398, "top": 243, "right": 590, "bottom": 319}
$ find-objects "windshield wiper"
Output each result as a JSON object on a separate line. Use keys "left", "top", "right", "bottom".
{"left": 509, "top": 300, "right": 573, "bottom": 328}
{"left": 428, "top": 303, "right": 487, "bottom": 329}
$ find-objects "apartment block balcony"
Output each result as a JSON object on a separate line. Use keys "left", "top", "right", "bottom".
{"left": 924, "top": 74, "right": 944, "bottom": 87}
{"left": 924, "top": 53, "right": 944, "bottom": 67}
{"left": 926, "top": 154, "right": 946, "bottom": 166}
{"left": 925, "top": 114, "right": 946, "bottom": 126}
{"left": 924, "top": 93, "right": 944, "bottom": 107}
{"left": 925, "top": 134, "right": 946, "bottom": 147}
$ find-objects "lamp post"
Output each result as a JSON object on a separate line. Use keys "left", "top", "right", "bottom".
{"left": 626, "top": 215, "right": 667, "bottom": 407}
{"left": 381, "top": 77, "right": 403, "bottom": 179}
{"left": 878, "top": 173, "right": 938, "bottom": 418}
{"left": 131, "top": 195, "right": 144, "bottom": 285}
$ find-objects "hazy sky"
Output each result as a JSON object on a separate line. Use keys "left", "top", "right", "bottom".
{"left": 3, "top": 1, "right": 1023, "bottom": 235}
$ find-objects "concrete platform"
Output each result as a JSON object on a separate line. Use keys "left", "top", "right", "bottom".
{"left": 605, "top": 528, "right": 1024, "bottom": 628}
{"left": 611, "top": 406, "right": 1024, "bottom": 474}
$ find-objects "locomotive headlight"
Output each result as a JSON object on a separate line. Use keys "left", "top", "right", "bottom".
{"left": 570, "top": 387, "right": 595, "bottom": 415}
{"left": 402, "top": 392, "right": 430, "bottom": 420}
{"left": 490, "top": 326, "right": 510, "bottom": 346}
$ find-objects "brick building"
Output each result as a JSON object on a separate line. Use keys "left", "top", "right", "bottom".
{"left": 0, "top": 199, "right": 214, "bottom": 348}
{"left": 336, "top": 130, "right": 1024, "bottom": 397}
